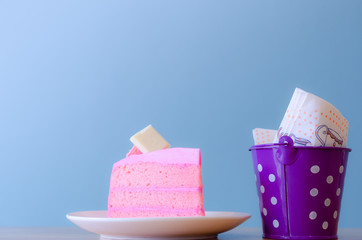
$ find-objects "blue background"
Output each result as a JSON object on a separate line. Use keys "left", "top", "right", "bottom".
{"left": 1, "top": 0, "right": 361, "bottom": 227}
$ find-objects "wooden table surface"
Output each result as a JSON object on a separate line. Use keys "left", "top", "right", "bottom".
{"left": 1, "top": 227, "right": 362, "bottom": 240}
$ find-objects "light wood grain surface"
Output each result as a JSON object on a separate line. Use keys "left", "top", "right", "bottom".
{"left": 1, "top": 227, "right": 362, "bottom": 240}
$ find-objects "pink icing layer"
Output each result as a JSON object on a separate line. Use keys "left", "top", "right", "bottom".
{"left": 126, "top": 145, "right": 142, "bottom": 157}
{"left": 114, "top": 148, "right": 201, "bottom": 168}
{"left": 109, "top": 186, "right": 201, "bottom": 192}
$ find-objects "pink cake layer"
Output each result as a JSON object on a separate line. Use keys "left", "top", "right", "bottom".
{"left": 109, "top": 162, "right": 202, "bottom": 188}
{"left": 108, "top": 206, "right": 205, "bottom": 218}
{"left": 108, "top": 188, "right": 204, "bottom": 208}
{"left": 108, "top": 148, "right": 204, "bottom": 218}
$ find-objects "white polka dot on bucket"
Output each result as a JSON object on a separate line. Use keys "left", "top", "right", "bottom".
{"left": 258, "top": 164, "right": 263, "bottom": 172}
{"left": 324, "top": 198, "right": 331, "bottom": 207}
{"left": 322, "top": 221, "right": 329, "bottom": 230}
{"left": 273, "top": 220, "right": 279, "bottom": 228}
{"left": 271, "top": 197, "right": 277, "bottom": 205}
{"left": 269, "top": 174, "right": 276, "bottom": 182}
{"left": 309, "top": 211, "right": 317, "bottom": 220}
{"left": 260, "top": 185, "right": 265, "bottom": 194}
{"left": 310, "top": 188, "right": 319, "bottom": 197}
{"left": 339, "top": 166, "right": 344, "bottom": 174}
{"left": 263, "top": 208, "right": 267, "bottom": 216}
{"left": 326, "top": 176, "right": 333, "bottom": 184}
{"left": 333, "top": 210, "right": 338, "bottom": 219}
{"left": 336, "top": 188, "right": 341, "bottom": 196}
{"left": 310, "top": 165, "right": 320, "bottom": 174}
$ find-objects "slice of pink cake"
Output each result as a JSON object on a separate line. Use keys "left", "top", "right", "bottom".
{"left": 108, "top": 147, "right": 205, "bottom": 218}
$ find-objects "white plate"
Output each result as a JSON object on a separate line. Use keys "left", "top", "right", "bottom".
{"left": 66, "top": 211, "right": 251, "bottom": 239}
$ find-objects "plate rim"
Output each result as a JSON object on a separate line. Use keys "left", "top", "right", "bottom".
{"left": 66, "top": 210, "right": 252, "bottom": 239}
{"left": 66, "top": 210, "right": 252, "bottom": 222}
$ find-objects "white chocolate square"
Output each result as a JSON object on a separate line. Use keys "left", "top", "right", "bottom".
{"left": 130, "top": 125, "right": 170, "bottom": 153}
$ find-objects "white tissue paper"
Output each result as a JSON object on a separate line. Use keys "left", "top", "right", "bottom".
{"left": 273, "top": 88, "right": 349, "bottom": 147}
{"left": 252, "top": 128, "right": 278, "bottom": 145}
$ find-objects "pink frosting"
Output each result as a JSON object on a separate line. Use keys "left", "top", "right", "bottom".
{"left": 114, "top": 148, "right": 201, "bottom": 170}
{"left": 109, "top": 186, "right": 202, "bottom": 192}
{"left": 126, "top": 145, "right": 143, "bottom": 157}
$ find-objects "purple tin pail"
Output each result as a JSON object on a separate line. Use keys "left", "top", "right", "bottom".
{"left": 250, "top": 136, "right": 351, "bottom": 240}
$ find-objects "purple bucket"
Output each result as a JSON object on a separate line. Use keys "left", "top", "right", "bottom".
{"left": 250, "top": 136, "right": 351, "bottom": 240}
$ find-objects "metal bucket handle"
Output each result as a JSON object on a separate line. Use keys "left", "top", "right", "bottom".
{"left": 276, "top": 136, "right": 297, "bottom": 165}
